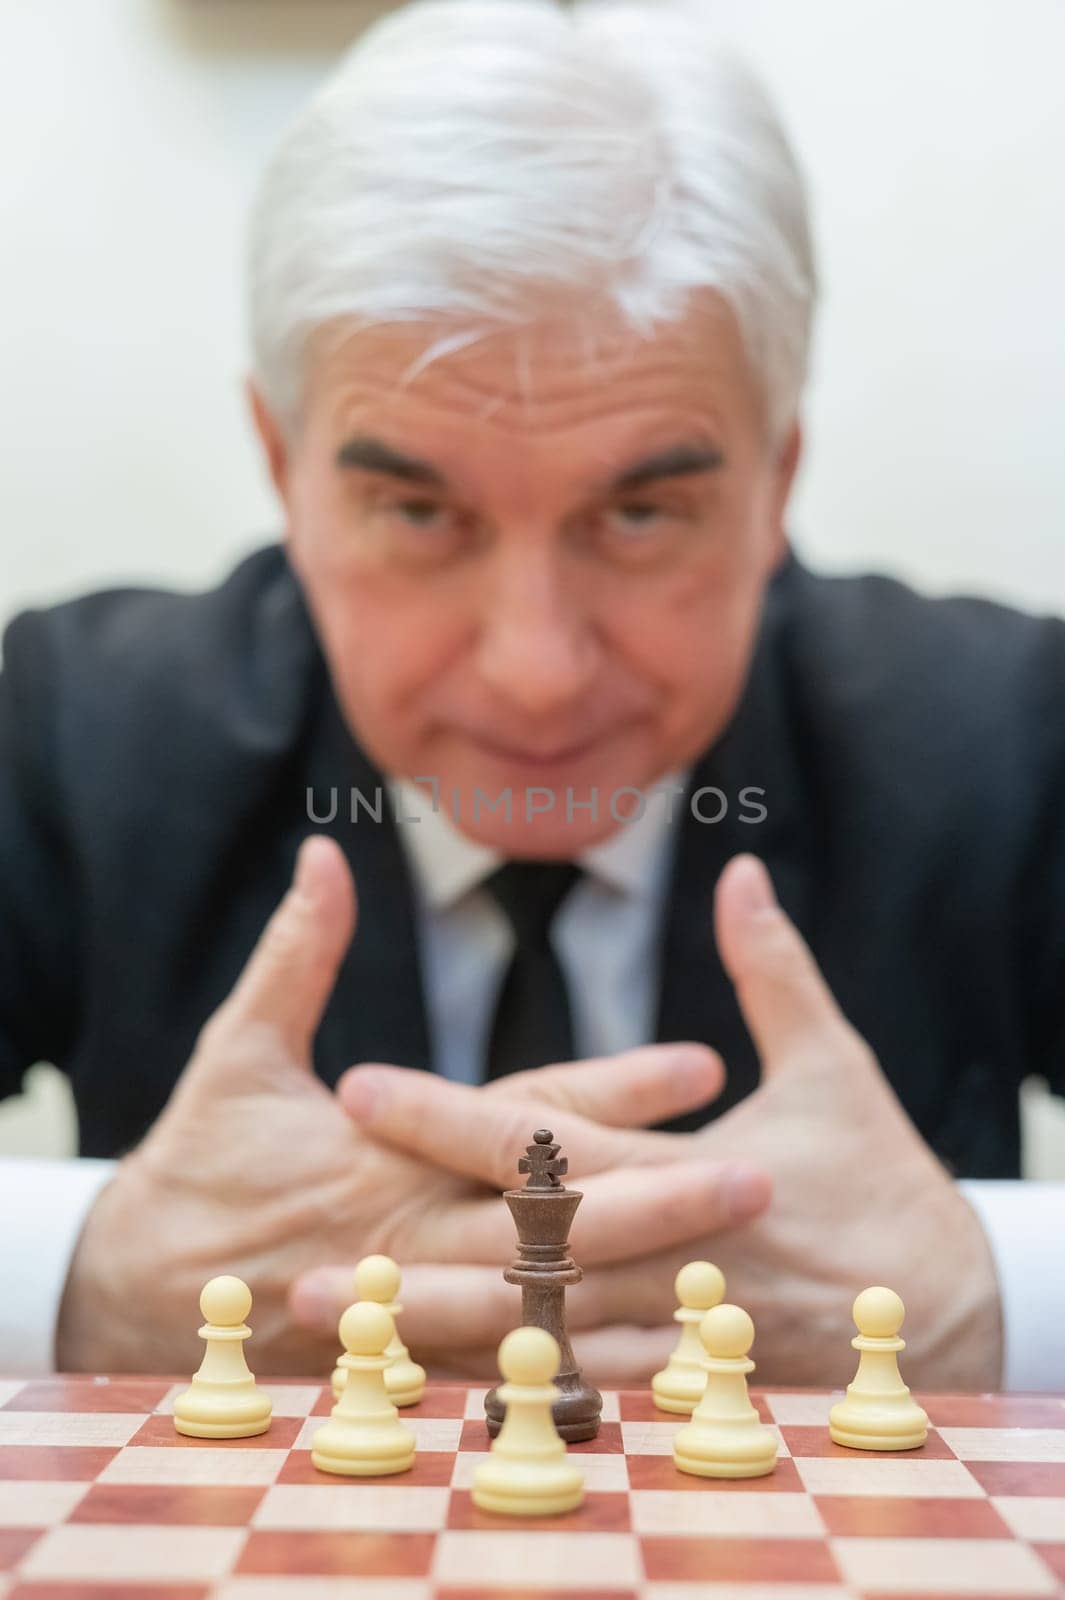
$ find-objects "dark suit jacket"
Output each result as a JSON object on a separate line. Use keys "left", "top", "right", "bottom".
{"left": 2, "top": 543, "right": 1064, "bottom": 1174}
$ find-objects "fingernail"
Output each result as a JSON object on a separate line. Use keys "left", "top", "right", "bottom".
{"left": 338, "top": 1066, "right": 385, "bottom": 1122}
{"left": 294, "top": 837, "right": 317, "bottom": 893}
{"left": 733, "top": 855, "right": 777, "bottom": 917}
{"left": 674, "top": 1046, "right": 718, "bottom": 1090}
{"left": 723, "top": 1164, "right": 771, "bottom": 1220}
{"left": 290, "top": 1272, "right": 338, "bottom": 1333}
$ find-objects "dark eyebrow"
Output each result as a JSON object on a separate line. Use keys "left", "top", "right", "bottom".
{"left": 335, "top": 436, "right": 447, "bottom": 486}
{"left": 607, "top": 442, "right": 726, "bottom": 492}
{"left": 334, "top": 434, "right": 725, "bottom": 492}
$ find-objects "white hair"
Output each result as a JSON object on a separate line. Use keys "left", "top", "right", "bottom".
{"left": 248, "top": 0, "right": 818, "bottom": 447}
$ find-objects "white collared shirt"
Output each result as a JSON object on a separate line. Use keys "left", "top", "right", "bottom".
{"left": 2, "top": 780, "right": 1062, "bottom": 1386}
{"left": 386, "top": 773, "right": 684, "bottom": 1082}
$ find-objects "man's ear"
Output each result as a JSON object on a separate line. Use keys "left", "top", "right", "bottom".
{"left": 246, "top": 377, "right": 290, "bottom": 504}
{"left": 768, "top": 418, "right": 803, "bottom": 568}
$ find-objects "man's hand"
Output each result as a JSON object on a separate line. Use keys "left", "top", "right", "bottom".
{"left": 288, "top": 1057, "right": 769, "bottom": 1378}
{"left": 56, "top": 837, "right": 769, "bottom": 1374}
{"left": 317, "top": 854, "right": 1004, "bottom": 1390}
{"left": 574, "top": 856, "right": 1003, "bottom": 1388}
{"left": 688, "top": 853, "right": 1003, "bottom": 1388}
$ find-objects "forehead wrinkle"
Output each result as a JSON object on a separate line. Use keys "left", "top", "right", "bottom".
{"left": 321, "top": 319, "right": 741, "bottom": 449}
{"left": 402, "top": 315, "right": 719, "bottom": 397}
{"left": 329, "top": 362, "right": 730, "bottom": 460}
{"left": 388, "top": 353, "right": 728, "bottom": 434}
{"left": 313, "top": 287, "right": 745, "bottom": 422}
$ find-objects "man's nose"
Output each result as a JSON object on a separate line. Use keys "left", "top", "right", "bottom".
{"left": 475, "top": 552, "right": 600, "bottom": 714}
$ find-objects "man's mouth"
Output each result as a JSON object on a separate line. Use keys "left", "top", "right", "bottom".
{"left": 465, "top": 730, "right": 603, "bottom": 769}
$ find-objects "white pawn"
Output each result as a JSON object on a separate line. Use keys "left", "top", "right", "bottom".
{"left": 673, "top": 1304, "right": 778, "bottom": 1479}
{"left": 472, "top": 1327, "right": 584, "bottom": 1517}
{"left": 331, "top": 1255, "right": 425, "bottom": 1406}
{"left": 829, "top": 1287, "right": 929, "bottom": 1451}
{"left": 652, "top": 1260, "right": 725, "bottom": 1413}
{"left": 173, "top": 1276, "right": 272, "bottom": 1439}
{"left": 312, "top": 1302, "right": 416, "bottom": 1477}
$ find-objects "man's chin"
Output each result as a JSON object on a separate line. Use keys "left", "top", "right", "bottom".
{"left": 430, "top": 767, "right": 660, "bottom": 856}
{"left": 453, "top": 814, "right": 620, "bottom": 857}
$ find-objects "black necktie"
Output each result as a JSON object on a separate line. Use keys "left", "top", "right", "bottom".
{"left": 482, "top": 860, "right": 582, "bottom": 1080}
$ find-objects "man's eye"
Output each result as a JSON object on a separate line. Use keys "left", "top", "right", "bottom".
{"left": 607, "top": 503, "right": 665, "bottom": 534}
{"left": 390, "top": 499, "right": 446, "bottom": 528}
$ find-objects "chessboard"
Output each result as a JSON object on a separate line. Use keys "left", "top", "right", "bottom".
{"left": 1, "top": 1376, "right": 1064, "bottom": 1599}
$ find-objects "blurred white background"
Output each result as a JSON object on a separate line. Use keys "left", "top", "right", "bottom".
{"left": 0, "top": 0, "right": 1063, "bottom": 1171}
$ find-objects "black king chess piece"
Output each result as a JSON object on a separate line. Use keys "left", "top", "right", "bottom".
{"left": 484, "top": 1129, "right": 603, "bottom": 1442}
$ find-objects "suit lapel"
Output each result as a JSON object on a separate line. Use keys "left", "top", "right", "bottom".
{"left": 303, "top": 679, "right": 433, "bottom": 1085}
{"left": 654, "top": 563, "right": 815, "bottom": 1126}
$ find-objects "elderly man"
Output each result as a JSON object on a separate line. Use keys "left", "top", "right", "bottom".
{"left": 1, "top": 0, "right": 1062, "bottom": 1390}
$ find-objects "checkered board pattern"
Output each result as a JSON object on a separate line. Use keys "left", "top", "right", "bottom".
{"left": 0, "top": 1378, "right": 1063, "bottom": 1600}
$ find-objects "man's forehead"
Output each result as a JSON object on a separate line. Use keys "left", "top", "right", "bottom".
{"left": 308, "top": 296, "right": 749, "bottom": 435}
